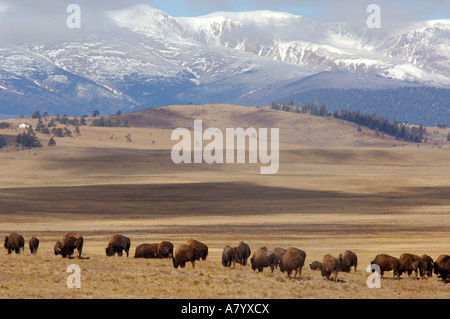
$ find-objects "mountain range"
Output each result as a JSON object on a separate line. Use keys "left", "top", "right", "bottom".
{"left": 0, "top": 4, "right": 449, "bottom": 125}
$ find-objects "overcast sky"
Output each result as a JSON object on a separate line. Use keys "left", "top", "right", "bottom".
{"left": 0, "top": 0, "right": 448, "bottom": 22}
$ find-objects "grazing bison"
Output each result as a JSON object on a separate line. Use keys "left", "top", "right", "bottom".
{"left": 222, "top": 246, "right": 237, "bottom": 268}
{"left": 338, "top": 250, "right": 358, "bottom": 273}
{"left": 134, "top": 243, "right": 159, "bottom": 258}
{"left": 371, "top": 254, "right": 399, "bottom": 279}
{"left": 250, "top": 247, "right": 277, "bottom": 273}
{"left": 187, "top": 239, "right": 208, "bottom": 261}
{"left": 420, "top": 254, "right": 434, "bottom": 278}
{"left": 273, "top": 247, "right": 286, "bottom": 269}
{"left": 279, "top": 247, "right": 306, "bottom": 279}
{"left": 321, "top": 254, "right": 341, "bottom": 281}
{"left": 157, "top": 241, "right": 174, "bottom": 259}
{"left": 234, "top": 242, "right": 251, "bottom": 266}
{"left": 4, "top": 233, "right": 25, "bottom": 254}
{"left": 310, "top": 261, "right": 322, "bottom": 271}
{"left": 54, "top": 241, "right": 63, "bottom": 255}
{"left": 29, "top": 237, "right": 39, "bottom": 255}
{"left": 398, "top": 253, "right": 422, "bottom": 278}
{"left": 173, "top": 244, "right": 197, "bottom": 269}
{"left": 60, "top": 233, "right": 84, "bottom": 259}
{"left": 105, "top": 234, "right": 131, "bottom": 257}
{"left": 433, "top": 255, "right": 450, "bottom": 282}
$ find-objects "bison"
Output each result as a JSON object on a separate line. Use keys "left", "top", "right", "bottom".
{"left": 338, "top": 250, "right": 358, "bottom": 273}
{"left": 433, "top": 254, "right": 450, "bottom": 282}
{"left": 29, "top": 237, "right": 39, "bottom": 255}
{"left": 222, "top": 246, "right": 237, "bottom": 268}
{"left": 59, "top": 233, "right": 83, "bottom": 259}
{"left": 4, "top": 233, "right": 25, "bottom": 254}
{"left": 279, "top": 247, "right": 306, "bottom": 280}
{"left": 234, "top": 241, "right": 251, "bottom": 266}
{"left": 54, "top": 241, "right": 62, "bottom": 255}
{"left": 398, "top": 253, "right": 422, "bottom": 279}
{"left": 273, "top": 247, "right": 286, "bottom": 269}
{"left": 250, "top": 247, "right": 277, "bottom": 273}
{"left": 134, "top": 243, "right": 159, "bottom": 258}
{"left": 173, "top": 244, "right": 197, "bottom": 269}
{"left": 105, "top": 234, "right": 131, "bottom": 257}
{"left": 371, "top": 254, "right": 399, "bottom": 279}
{"left": 187, "top": 239, "right": 208, "bottom": 261}
{"left": 310, "top": 261, "right": 322, "bottom": 271}
{"left": 157, "top": 241, "right": 174, "bottom": 259}
{"left": 321, "top": 254, "right": 341, "bottom": 281}
{"left": 420, "top": 254, "right": 434, "bottom": 278}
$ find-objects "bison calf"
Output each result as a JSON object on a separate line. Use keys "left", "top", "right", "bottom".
{"left": 310, "top": 261, "right": 322, "bottom": 271}
{"left": 222, "top": 246, "right": 237, "bottom": 268}
{"left": 106, "top": 234, "right": 131, "bottom": 257}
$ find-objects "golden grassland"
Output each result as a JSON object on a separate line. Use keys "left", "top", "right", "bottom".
{"left": 0, "top": 104, "right": 449, "bottom": 299}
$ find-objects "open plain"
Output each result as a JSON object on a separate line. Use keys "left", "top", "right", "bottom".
{"left": 0, "top": 104, "right": 449, "bottom": 299}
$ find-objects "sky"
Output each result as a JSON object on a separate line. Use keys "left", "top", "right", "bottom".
{"left": 0, "top": 0, "right": 449, "bottom": 22}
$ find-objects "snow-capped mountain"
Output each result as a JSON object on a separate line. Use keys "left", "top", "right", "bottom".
{"left": 0, "top": 4, "right": 449, "bottom": 120}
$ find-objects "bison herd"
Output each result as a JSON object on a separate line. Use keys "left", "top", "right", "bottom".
{"left": 2, "top": 232, "right": 450, "bottom": 283}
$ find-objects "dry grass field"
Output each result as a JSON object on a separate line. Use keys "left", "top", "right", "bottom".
{"left": 0, "top": 104, "right": 449, "bottom": 299}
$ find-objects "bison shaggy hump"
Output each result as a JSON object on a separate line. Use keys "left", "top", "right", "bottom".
{"left": 187, "top": 239, "right": 208, "bottom": 261}
{"left": 60, "top": 233, "right": 84, "bottom": 259}
{"left": 321, "top": 254, "right": 341, "bottom": 281}
{"left": 173, "top": 244, "right": 197, "bottom": 269}
{"left": 250, "top": 246, "right": 277, "bottom": 273}
{"left": 234, "top": 242, "right": 251, "bottom": 266}
{"left": 433, "top": 255, "right": 450, "bottom": 282}
{"left": 134, "top": 243, "right": 158, "bottom": 258}
{"left": 157, "top": 241, "right": 174, "bottom": 259}
{"left": 279, "top": 247, "right": 306, "bottom": 280}
{"left": 371, "top": 254, "right": 399, "bottom": 279}
{"left": 29, "top": 237, "right": 39, "bottom": 255}
{"left": 106, "top": 234, "right": 131, "bottom": 257}
{"left": 398, "top": 253, "right": 421, "bottom": 278}
{"left": 4, "top": 233, "right": 25, "bottom": 254}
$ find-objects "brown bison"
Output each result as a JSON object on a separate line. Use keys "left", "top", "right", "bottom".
{"left": 222, "top": 246, "right": 237, "bottom": 267}
{"left": 250, "top": 247, "right": 277, "bottom": 273}
{"left": 234, "top": 241, "right": 251, "bottom": 266}
{"left": 273, "top": 247, "right": 286, "bottom": 269}
{"left": 371, "top": 254, "right": 399, "bottom": 279}
{"left": 157, "top": 241, "right": 174, "bottom": 259}
{"left": 29, "top": 237, "right": 39, "bottom": 255}
{"left": 105, "top": 234, "right": 131, "bottom": 257}
{"left": 398, "top": 253, "right": 422, "bottom": 278}
{"left": 338, "top": 250, "right": 358, "bottom": 273}
{"left": 279, "top": 247, "right": 306, "bottom": 279}
{"left": 187, "top": 239, "right": 208, "bottom": 261}
{"left": 420, "top": 254, "right": 434, "bottom": 278}
{"left": 4, "top": 233, "right": 25, "bottom": 254}
{"left": 433, "top": 255, "right": 450, "bottom": 282}
{"left": 310, "top": 261, "right": 322, "bottom": 271}
{"left": 173, "top": 244, "right": 197, "bottom": 269}
{"left": 321, "top": 254, "right": 341, "bottom": 281}
{"left": 59, "top": 233, "right": 83, "bottom": 259}
{"left": 134, "top": 243, "right": 158, "bottom": 258}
